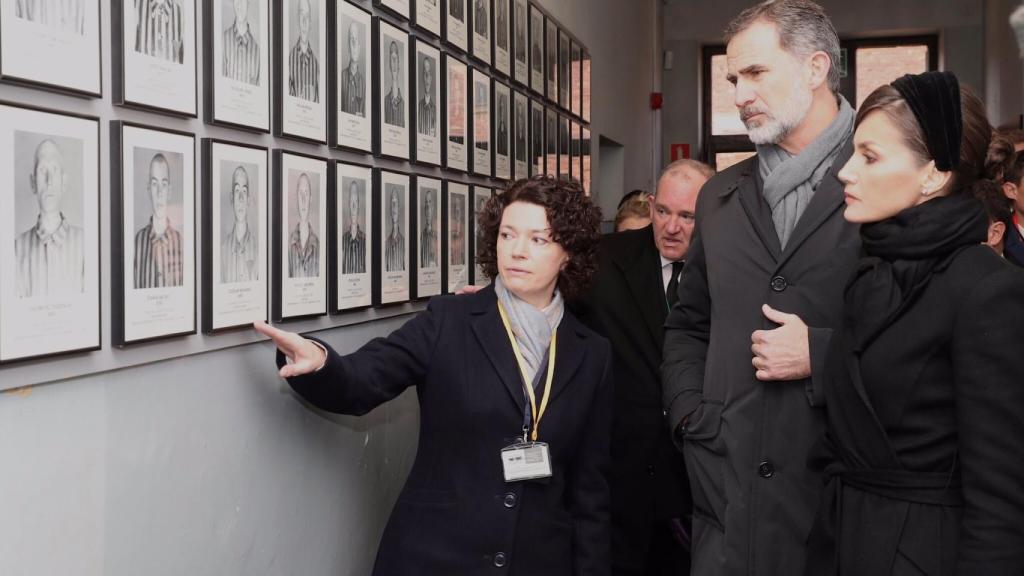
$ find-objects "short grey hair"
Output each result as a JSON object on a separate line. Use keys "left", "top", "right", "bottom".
{"left": 724, "top": 0, "right": 841, "bottom": 95}
{"left": 660, "top": 158, "right": 715, "bottom": 182}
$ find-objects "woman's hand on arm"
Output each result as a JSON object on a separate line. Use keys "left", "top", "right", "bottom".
{"left": 254, "top": 320, "right": 327, "bottom": 379}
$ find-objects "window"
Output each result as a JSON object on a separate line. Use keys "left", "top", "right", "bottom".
{"left": 701, "top": 36, "right": 937, "bottom": 170}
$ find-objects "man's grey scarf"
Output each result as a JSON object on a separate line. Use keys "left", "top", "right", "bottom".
{"left": 494, "top": 276, "right": 564, "bottom": 387}
{"left": 757, "top": 96, "right": 855, "bottom": 249}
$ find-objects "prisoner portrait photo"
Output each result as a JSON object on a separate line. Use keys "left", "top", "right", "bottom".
{"left": 288, "top": 0, "right": 320, "bottom": 102}
{"left": 220, "top": 161, "right": 259, "bottom": 283}
{"left": 417, "top": 52, "right": 437, "bottom": 137}
{"left": 339, "top": 15, "right": 366, "bottom": 117}
{"left": 340, "top": 177, "right": 366, "bottom": 275}
{"left": 287, "top": 169, "right": 320, "bottom": 278}
{"left": 384, "top": 183, "right": 405, "bottom": 272}
{"left": 382, "top": 36, "right": 406, "bottom": 128}
{"left": 16, "top": 0, "right": 86, "bottom": 34}
{"left": 133, "top": 148, "right": 185, "bottom": 289}
{"left": 134, "top": 0, "right": 185, "bottom": 63}
{"left": 221, "top": 0, "right": 260, "bottom": 85}
{"left": 419, "top": 186, "right": 438, "bottom": 268}
{"left": 449, "top": 193, "right": 465, "bottom": 267}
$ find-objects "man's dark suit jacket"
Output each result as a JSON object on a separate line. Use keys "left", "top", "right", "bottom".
{"left": 279, "top": 286, "right": 613, "bottom": 576}
{"left": 576, "top": 225, "right": 691, "bottom": 573}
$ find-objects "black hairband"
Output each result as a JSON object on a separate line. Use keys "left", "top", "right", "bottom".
{"left": 890, "top": 71, "right": 962, "bottom": 171}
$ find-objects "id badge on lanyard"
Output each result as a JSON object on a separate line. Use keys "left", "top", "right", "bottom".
{"left": 497, "top": 301, "right": 555, "bottom": 482}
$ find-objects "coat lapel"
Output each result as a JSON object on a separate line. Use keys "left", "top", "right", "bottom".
{"left": 725, "top": 162, "right": 783, "bottom": 262}
{"left": 549, "top": 312, "right": 588, "bottom": 405}
{"left": 469, "top": 288, "right": 526, "bottom": 409}
{"left": 613, "top": 227, "right": 667, "bottom": 348}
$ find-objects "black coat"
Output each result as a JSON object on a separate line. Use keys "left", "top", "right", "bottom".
{"left": 1004, "top": 223, "right": 1024, "bottom": 267}
{"left": 805, "top": 244, "right": 1024, "bottom": 576}
{"left": 575, "top": 226, "right": 691, "bottom": 573}
{"left": 662, "top": 146, "right": 860, "bottom": 576}
{"left": 279, "top": 286, "right": 614, "bottom": 576}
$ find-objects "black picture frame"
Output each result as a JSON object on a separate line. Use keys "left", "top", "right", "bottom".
{"left": 468, "top": 184, "right": 493, "bottom": 285}
{"left": 470, "top": 66, "right": 491, "bottom": 177}
{"left": 412, "top": 36, "right": 443, "bottom": 166}
{"left": 443, "top": 0, "right": 468, "bottom": 53}
{"left": 570, "top": 39, "right": 582, "bottom": 119}
{"left": 0, "top": 100, "right": 102, "bottom": 365}
{"left": 441, "top": 179, "right": 470, "bottom": 294}
{"left": 510, "top": 0, "right": 528, "bottom": 87}
{"left": 581, "top": 125, "right": 591, "bottom": 194}
{"left": 529, "top": 98, "right": 544, "bottom": 176}
{"left": 201, "top": 138, "right": 270, "bottom": 334}
{"left": 412, "top": 0, "right": 442, "bottom": 37}
{"left": 527, "top": 2, "right": 543, "bottom": 95}
{"left": 557, "top": 27, "right": 570, "bottom": 111}
{"left": 492, "top": 0, "right": 510, "bottom": 78}
{"left": 203, "top": 0, "right": 271, "bottom": 133}
{"left": 544, "top": 106, "right": 557, "bottom": 176}
{"left": 375, "top": 0, "right": 411, "bottom": 22}
{"left": 411, "top": 174, "right": 443, "bottom": 300}
{"left": 558, "top": 113, "right": 569, "bottom": 179}
{"left": 544, "top": 14, "right": 556, "bottom": 104}
{"left": 111, "top": 120, "right": 198, "bottom": 346}
{"left": 0, "top": 0, "right": 103, "bottom": 98}
{"left": 113, "top": 0, "right": 199, "bottom": 117}
{"left": 582, "top": 48, "right": 591, "bottom": 123}
{"left": 570, "top": 120, "right": 582, "bottom": 183}
{"left": 274, "top": 0, "right": 328, "bottom": 145}
{"left": 373, "top": 17, "right": 413, "bottom": 160}
{"left": 373, "top": 167, "right": 413, "bottom": 306}
{"left": 511, "top": 89, "right": 529, "bottom": 180}
{"left": 272, "top": 148, "right": 330, "bottom": 322}
{"left": 330, "top": 159, "right": 375, "bottom": 313}
{"left": 442, "top": 52, "right": 470, "bottom": 173}
{"left": 492, "top": 78, "right": 511, "bottom": 181}
{"left": 330, "top": 0, "right": 375, "bottom": 154}
{"left": 468, "top": 0, "right": 491, "bottom": 66}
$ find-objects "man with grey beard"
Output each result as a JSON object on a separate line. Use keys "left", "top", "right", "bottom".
{"left": 661, "top": 1, "right": 860, "bottom": 574}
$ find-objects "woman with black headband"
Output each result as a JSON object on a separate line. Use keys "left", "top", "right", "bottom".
{"left": 803, "top": 71, "right": 1024, "bottom": 575}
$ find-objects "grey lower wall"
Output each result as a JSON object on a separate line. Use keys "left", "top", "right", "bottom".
{"left": 0, "top": 0, "right": 659, "bottom": 575}
{"left": 662, "top": 0, "right": 991, "bottom": 166}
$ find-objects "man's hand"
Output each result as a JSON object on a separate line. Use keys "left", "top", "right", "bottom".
{"left": 455, "top": 284, "right": 485, "bottom": 295}
{"left": 750, "top": 304, "right": 811, "bottom": 381}
{"left": 254, "top": 320, "right": 327, "bottom": 379}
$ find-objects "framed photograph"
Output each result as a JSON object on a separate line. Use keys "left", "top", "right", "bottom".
{"left": 111, "top": 122, "right": 196, "bottom": 346}
{"left": 413, "top": 38, "right": 442, "bottom": 166}
{"left": 331, "top": 0, "right": 373, "bottom": 153}
{"left": 375, "top": 169, "right": 411, "bottom": 305}
{"left": 443, "top": 53, "right": 468, "bottom": 172}
{"left": 558, "top": 29, "right": 569, "bottom": 110}
{"left": 205, "top": 0, "right": 270, "bottom": 132}
{"left": 558, "top": 114, "right": 569, "bottom": 179}
{"left": 527, "top": 3, "right": 542, "bottom": 94}
{"left": 469, "top": 0, "right": 489, "bottom": 65}
{"left": 0, "top": 0, "right": 102, "bottom": 96}
{"left": 471, "top": 67, "right": 491, "bottom": 176}
{"left": 374, "top": 0, "right": 409, "bottom": 21}
{"left": 412, "top": 176, "right": 442, "bottom": 299}
{"left": 331, "top": 161, "right": 373, "bottom": 312}
{"left": 443, "top": 180, "right": 469, "bottom": 293}
{"left": 512, "top": 90, "right": 528, "bottom": 180}
{"left": 570, "top": 40, "right": 581, "bottom": 118}
{"left": 202, "top": 139, "right": 268, "bottom": 333}
{"left": 582, "top": 48, "right": 590, "bottom": 123}
{"left": 375, "top": 18, "right": 410, "bottom": 160}
{"left": 493, "top": 79, "right": 511, "bottom": 181}
{"left": 413, "top": 0, "right": 440, "bottom": 36}
{"left": 510, "top": 0, "right": 527, "bottom": 86}
{"left": 493, "top": 0, "right": 509, "bottom": 76}
{"left": 273, "top": 150, "right": 328, "bottom": 321}
{"left": 469, "top": 185, "right": 492, "bottom": 285}
{"left": 443, "top": 0, "right": 466, "bottom": 53}
{"left": 570, "top": 120, "right": 581, "bottom": 183}
{"left": 113, "top": 0, "right": 198, "bottom": 116}
{"left": 581, "top": 126, "right": 590, "bottom": 194}
{"left": 0, "top": 103, "right": 100, "bottom": 364}
{"left": 544, "top": 16, "right": 556, "bottom": 102}
{"left": 544, "top": 106, "right": 557, "bottom": 176}
{"left": 274, "top": 0, "right": 327, "bottom": 143}
{"left": 529, "top": 98, "right": 543, "bottom": 176}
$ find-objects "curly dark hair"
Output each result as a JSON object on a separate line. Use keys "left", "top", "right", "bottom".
{"left": 476, "top": 176, "right": 602, "bottom": 301}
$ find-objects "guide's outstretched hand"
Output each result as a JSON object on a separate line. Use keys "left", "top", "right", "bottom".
{"left": 254, "top": 320, "right": 327, "bottom": 379}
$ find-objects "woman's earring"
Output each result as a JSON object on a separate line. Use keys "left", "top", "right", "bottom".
{"left": 921, "top": 186, "right": 931, "bottom": 196}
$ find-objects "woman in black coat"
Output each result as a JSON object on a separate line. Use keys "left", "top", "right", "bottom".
{"left": 256, "top": 177, "right": 612, "bottom": 576}
{"left": 803, "top": 72, "right": 1024, "bottom": 575}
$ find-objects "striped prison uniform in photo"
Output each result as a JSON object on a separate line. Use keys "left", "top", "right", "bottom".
{"left": 288, "top": 223, "right": 319, "bottom": 278}
{"left": 222, "top": 22, "right": 260, "bottom": 85}
{"left": 341, "top": 227, "right": 365, "bottom": 274}
{"left": 385, "top": 229, "right": 404, "bottom": 272}
{"left": 288, "top": 40, "right": 319, "bottom": 102}
{"left": 134, "top": 217, "right": 184, "bottom": 289}
{"left": 134, "top": 0, "right": 185, "bottom": 64}
{"left": 15, "top": 0, "right": 85, "bottom": 34}
{"left": 15, "top": 215, "right": 86, "bottom": 298}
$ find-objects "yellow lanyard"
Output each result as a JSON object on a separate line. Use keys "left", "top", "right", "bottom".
{"left": 497, "top": 300, "right": 557, "bottom": 442}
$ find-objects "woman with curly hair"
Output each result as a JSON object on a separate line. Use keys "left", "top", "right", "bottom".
{"left": 255, "top": 176, "right": 612, "bottom": 576}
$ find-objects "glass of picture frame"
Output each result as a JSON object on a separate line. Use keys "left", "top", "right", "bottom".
{"left": 558, "top": 114, "right": 569, "bottom": 179}
{"left": 412, "top": 38, "right": 442, "bottom": 166}
{"left": 444, "top": 0, "right": 467, "bottom": 53}
{"left": 413, "top": 0, "right": 441, "bottom": 36}
{"left": 443, "top": 53, "right": 469, "bottom": 172}
{"left": 375, "top": 168, "right": 412, "bottom": 305}
{"left": 512, "top": 90, "right": 529, "bottom": 180}
{"left": 331, "top": 0, "right": 374, "bottom": 153}
{"left": 511, "top": 0, "right": 528, "bottom": 86}
{"left": 582, "top": 48, "right": 591, "bottom": 123}
{"left": 570, "top": 40, "right": 582, "bottom": 118}
{"left": 331, "top": 161, "right": 374, "bottom": 312}
{"left": 374, "top": 0, "right": 410, "bottom": 21}
{"left": 544, "top": 15, "right": 556, "bottom": 102}
{"left": 558, "top": 28, "right": 570, "bottom": 111}
{"left": 471, "top": 67, "right": 491, "bottom": 176}
{"left": 544, "top": 106, "right": 557, "bottom": 176}
{"left": 412, "top": 175, "right": 442, "bottom": 300}
{"left": 272, "top": 149, "right": 328, "bottom": 321}
{"left": 201, "top": 139, "right": 269, "bottom": 333}
{"left": 469, "top": 185, "right": 493, "bottom": 285}
{"left": 469, "top": 0, "right": 490, "bottom": 66}
{"left": 493, "top": 80, "right": 511, "bottom": 181}
{"left": 113, "top": 0, "right": 198, "bottom": 116}
{"left": 111, "top": 121, "right": 197, "bottom": 346}
{"left": 0, "top": 102, "right": 101, "bottom": 363}
{"left": 205, "top": 0, "right": 271, "bottom": 132}
{"left": 0, "top": 0, "right": 102, "bottom": 97}
{"left": 493, "top": 0, "right": 510, "bottom": 77}
{"left": 274, "top": 0, "right": 327, "bottom": 143}
{"left": 529, "top": 99, "right": 544, "bottom": 176}
{"left": 570, "top": 120, "right": 582, "bottom": 184}
{"left": 375, "top": 18, "right": 411, "bottom": 160}
{"left": 443, "top": 180, "right": 470, "bottom": 293}
{"left": 528, "top": 3, "right": 543, "bottom": 95}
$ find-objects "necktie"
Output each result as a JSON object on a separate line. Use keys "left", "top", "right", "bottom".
{"left": 666, "top": 261, "right": 684, "bottom": 310}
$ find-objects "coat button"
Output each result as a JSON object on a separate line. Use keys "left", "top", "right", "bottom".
{"left": 493, "top": 552, "right": 507, "bottom": 567}
{"left": 647, "top": 465, "right": 656, "bottom": 477}
{"left": 770, "top": 276, "right": 788, "bottom": 292}
{"left": 758, "top": 460, "right": 775, "bottom": 478}
{"left": 503, "top": 493, "right": 517, "bottom": 508}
